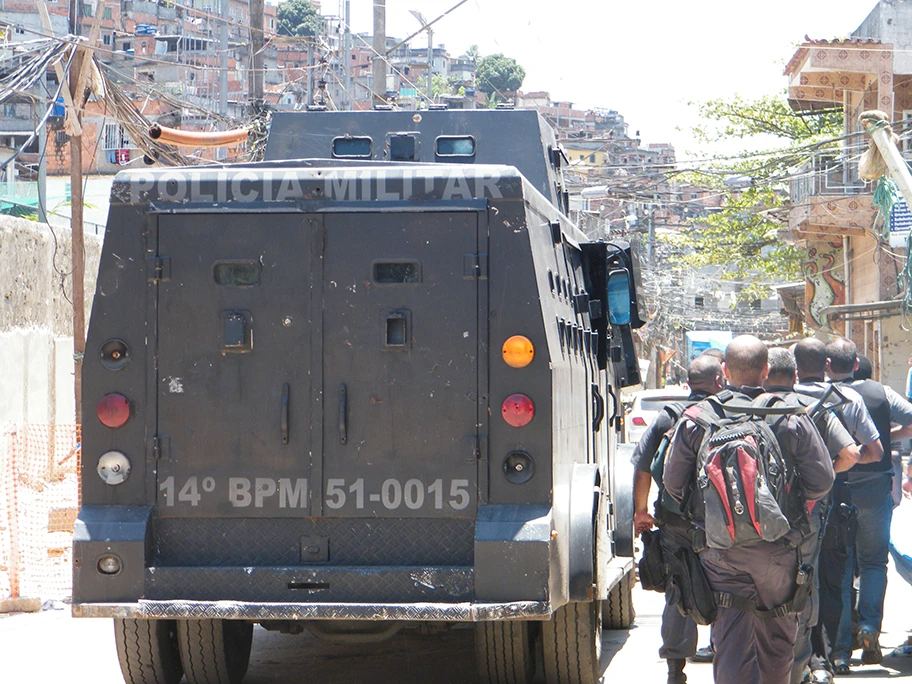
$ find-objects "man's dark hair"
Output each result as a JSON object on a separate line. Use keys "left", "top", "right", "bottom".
{"left": 855, "top": 355, "right": 873, "bottom": 380}
{"left": 688, "top": 354, "right": 722, "bottom": 389}
{"left": 700, "top": 348, "right": 725, "bottom": 362}
{"left": 767, "top": 347, "right": 796, "bottom": 380}
{"left": 826, "top": 337, "right": 857, "bottom": 375}
{"left": 794, "top": 337, "right": 827, "bottom": 375}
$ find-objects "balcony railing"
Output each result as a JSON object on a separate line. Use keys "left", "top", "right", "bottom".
{"left": 790, "top": 146, "right": 868, "bottom": 205}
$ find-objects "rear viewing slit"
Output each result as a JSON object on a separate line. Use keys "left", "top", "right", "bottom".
{"left": 288, "top": 582, "right": 331, "bottom": 591}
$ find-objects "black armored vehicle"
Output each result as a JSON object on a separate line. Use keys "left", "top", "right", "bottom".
{"left": 73, "top": 108, "right": 644, "bottom": 684}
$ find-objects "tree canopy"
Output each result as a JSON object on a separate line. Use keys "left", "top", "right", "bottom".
{"left": 276, "top": 0, "right": 323, "bottom": 38}
{"left": 663, "top": 92, "right": 844, "bottom": 302}
{"left": 475, "top": 53, "right": 525, "bottom": 98}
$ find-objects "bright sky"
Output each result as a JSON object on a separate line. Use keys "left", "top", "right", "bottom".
{"left": 320, "top": 0, "right": 878, "bottom": 158}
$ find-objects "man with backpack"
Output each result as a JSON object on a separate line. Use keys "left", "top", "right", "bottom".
{"left": 764, "top": 347, "right": 861, "bottom": 684}
{"left": 632, "top": 353, "right": 725, "bottom": 684}
{"left": 824, "top": 337, "right": 912, "bottom": 670}
{"left": 664, "top": 335, "right": 835, "bottom": 684}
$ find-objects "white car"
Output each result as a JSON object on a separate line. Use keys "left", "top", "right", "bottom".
{"left": 624, "top": 387, "right": 691, "bottom": 444}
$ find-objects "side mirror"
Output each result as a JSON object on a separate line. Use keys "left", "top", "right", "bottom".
{"left": 606, "top": 269, "right": 632, "bottom": 326}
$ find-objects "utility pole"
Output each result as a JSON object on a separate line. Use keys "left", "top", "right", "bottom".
{"left": 372, "top": 0, "right": 386, "bottom": 107}
{"left": 647, "top": 194, "right": 657, "bottom": 271}
{"left": 343, "top": 0, "right": 351, "bottom": 110}
{"left": 68, "top": 0, "right": 85, "bottom": 423}
{"left": 40, "top": 0, "right": 103, "bottom": 423}
{"left": 408, "top": 10, "right": 432, "bottom": 103}
{"left": 427, "top": 25, "right": 433, "bottom": 102}
{"left": 219, "top": 0, "right": 228, "bottom": 117}
{"left": 249, "top": 0, "right": 264, "bottom": 105}
{"left": 37, "top": 87, "right": 47, "bottom": 224}
{"left": 306, "top": 41, "right": 313, "bottom": 106}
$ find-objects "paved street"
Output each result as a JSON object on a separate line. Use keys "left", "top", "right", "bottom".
{"left": 3, "top": 563, "right": 912, "bottom": 683}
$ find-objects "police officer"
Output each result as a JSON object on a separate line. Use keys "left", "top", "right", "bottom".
{"left": 825, "top": 337, "right": 912, "bottom": 669}
{"left": 632, "top": 354, "right": 725, "bottom": 684}
{"left": 792, "top": 337, "right": 882, "bottom": 676}
{"left": 664, "top": 336, "right": 834, "bottom": 684}
{"left": 763, "top": 348, "right": 860, "bottom": 684}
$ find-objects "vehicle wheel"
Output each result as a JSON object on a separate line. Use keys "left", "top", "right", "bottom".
{"left": 541, "top": 600, "right": 601, "bottom": 684}
{"left": 475, "top": 620, "right": 537, "bottom": 684}
{"left": 177, "top": 619, "right": 254, "bottom": 684}
{"left": 603, "top": 569, "right": 636, "bottom": 629}
{"left": 114, "top": 618, "right": 183, "bottom": 684}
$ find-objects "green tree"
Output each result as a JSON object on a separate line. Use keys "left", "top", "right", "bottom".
{"left": 476, "top": 53, "right": 525, "bottom": 100}
{"left": 432, "top": 73, "right": 449, "bottom": 98}
{"left": 692, "top": 93, "right": 841, "bottom": 146}
{"left": 276, "top": 0, "right": 323, "bottom": 38}
{"left": 664, "top": 92, "right": 843, "bottom": 301}
{"left": 465, "top": 44, "right": 480, "bottom": 64}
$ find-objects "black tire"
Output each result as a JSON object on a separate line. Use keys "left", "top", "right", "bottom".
{"left": 541, "top": 600, "right": 601, "bottom": 684}
{"left": 177, "top": 619, "right": 254, "bottom": 684}
{"left": 604, "top": 570, "right": 636, "bottom": 629}
{"left": 475, "top": 620, "right": 536, "bottom": 684}
{"left": 114, "top": 618, "right": 183, "bottom": 684}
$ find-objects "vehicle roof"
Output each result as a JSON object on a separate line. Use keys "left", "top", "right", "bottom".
{"left": 632, "top": 387, "right": 691, "bottom": 402}
{"left": 264, "top": 109, "right": 562, "bottom": 206}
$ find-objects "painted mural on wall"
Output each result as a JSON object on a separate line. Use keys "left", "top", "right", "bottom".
{"left": 804, "top": 239, "right": 846, "bottom": 329}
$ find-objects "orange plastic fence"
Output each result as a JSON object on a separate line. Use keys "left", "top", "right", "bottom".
{"left": 0, "top": 425, "right": 80, "bottom": 600}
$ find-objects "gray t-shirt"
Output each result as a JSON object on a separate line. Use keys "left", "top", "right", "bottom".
{"left": 879, "top": 384, "right": 912, "bottom": 427}
{"left": 794, "top": 381, "right": 880, "bottom": 447}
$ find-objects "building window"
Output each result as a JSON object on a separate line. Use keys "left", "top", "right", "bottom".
{"left": 103, "top": 6, "right": 112, "bottom": 18}
{"left": 750, "top": 299, "right": 761, "bottom": 309}
{"left": 694, "top": 296, "right": 704, "bottom": 308}
{"left": 103, "top": 33, "right": 111, "bottom": 46}
{"left": 903, "top": 111, "right": 912, "bottom": 157}
{"left": 690, "top": 193, "right": 698, "bottom": 199}
{"left": 103, "top": 122, "right": 136, "bottom": 150}
{"left": 589, "top": 154, "right": 595, "bottom": 163}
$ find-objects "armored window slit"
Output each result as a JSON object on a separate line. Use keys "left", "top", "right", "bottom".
{"left": 213, "top": 261, "right": 261, "bottom": 287}
{"left": 374, "top": 261, "right": 421, "bottom": 284}
{"left": 331, "top": 136, "right": 372, "bottom": 159}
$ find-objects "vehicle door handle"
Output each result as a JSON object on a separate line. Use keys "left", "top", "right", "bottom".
{"left": 339, "top": 383, "right": 347, "bottom": 445}
{"left": 281, "top": 383, "right": 290, "bottom": 445}
{"left": 591, "top": 384, "right": 604, "bottom": 432}
{"left": 606, "top": 384, "right": 619, "bottom": 428}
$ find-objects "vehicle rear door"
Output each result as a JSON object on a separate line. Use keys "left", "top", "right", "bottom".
{"left": 319, "top": 211, "right": 480, "bottom": 518}
{"left": 155, "top": 213, "right": 319, "bottom": 517}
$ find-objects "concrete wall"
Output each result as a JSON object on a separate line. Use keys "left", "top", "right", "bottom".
{"left": 879, "top": 315, "right": 912, "bottom": 393}
{"left": 853, "top": 0, "right": 912, "bottom": 74}
{"left": 0, "top": 215, "right": 101, "bottom": 426}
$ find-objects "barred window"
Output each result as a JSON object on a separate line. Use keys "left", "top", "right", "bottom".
{"left": 103, "top": 123, "right": 136, "bottom": 150}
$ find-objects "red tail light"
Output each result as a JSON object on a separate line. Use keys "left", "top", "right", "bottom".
{"left": 502, "top": 393, "right": 535, "bottom": 427}
{"left": 97, "top": 393, "right": 131, "bottom": 428}
{"left": 631, "top": 416, "right": 647, "bottom": 426}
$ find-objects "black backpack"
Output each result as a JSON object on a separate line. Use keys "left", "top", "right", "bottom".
{"left": 680, "top": 391, "right": 806, "bottom": 549}
{"left": 649, "top": 402, "right": 692, "bottom": 519}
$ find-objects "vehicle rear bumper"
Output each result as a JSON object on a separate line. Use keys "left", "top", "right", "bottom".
{"left": 71, "top": 599, "right": 552, "bottom": 621}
